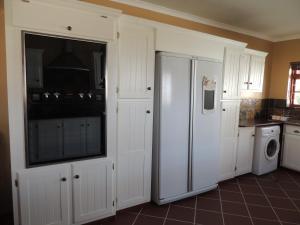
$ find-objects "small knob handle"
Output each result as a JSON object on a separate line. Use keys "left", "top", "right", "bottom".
{"left": 244, "top": 82, "right": 249, "bottom": 84}
{"left": 248, "top": 82, "right": 253, "bottom": 85}
{"left": 222, "top": 109, "right": 226, "bottom": 111}
{"left": 61, "top": 177, "right": 67, "bottom": 182}
{"left": 74, "top": 175, "right": 80, "bottom": 179}
{"left": 67, "top": 26, "right": 72, "bottom": 31}
{"left": 223, "top": 90, "right": 227, "bottom": 93}
{"left": 147, "top": 87, "right": 151, "bottom": 91}
{"left": 294, "top": 130, "right": 300, "bottom": 133}
{"left": 146, "top": 110, "right": 151, "bottom": 114}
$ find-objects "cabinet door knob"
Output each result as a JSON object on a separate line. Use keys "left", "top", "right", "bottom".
{"left": 67, "top": 26, "right": 72, "bottom": 31}
{"left": 248, "top": 82, "right": 253, "bottom": 85}
{"left": 146, "top": 110, "right": 151, "bottom": 114}
{"left": 147, "top": 87, "right": 151, "bottom": 91}
{"left": 74, "top": 175, "right": 80, "bottom": 179}
{"left": 294, "top": 130, "right": 300, "bottom": 133}
{"left": 61, "top": 177, "right": 67, "bottom": 182}
{"left": 222, "top": 109, "right": 226, "bottom": 111}
{"left": 223, "top": 90, "right": 227, "bottom": 93}
{"left": 244, "top": 82, "right": 249, "bottom": 84}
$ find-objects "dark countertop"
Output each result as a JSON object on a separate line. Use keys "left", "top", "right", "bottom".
{"left": 239, "top": 119, "right": 300, "bottom": 127}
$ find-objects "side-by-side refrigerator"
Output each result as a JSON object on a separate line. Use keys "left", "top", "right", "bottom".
{"left": 152, "top": 52, "right": 223, "bottom": 204}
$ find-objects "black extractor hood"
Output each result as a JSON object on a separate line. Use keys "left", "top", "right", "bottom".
{"left": 47, "top": 40, "right": 90, "bottom": 71}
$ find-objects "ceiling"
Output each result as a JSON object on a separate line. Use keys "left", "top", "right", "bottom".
{"left": 133, "top": 0, "right": 300, "bottom": 41}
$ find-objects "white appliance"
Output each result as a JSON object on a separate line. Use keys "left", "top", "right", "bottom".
{"left": 252, "top": 126, "right": 280, "bottom": 175}
{"left": 152, "top": 52, "right": 223, "bottom": 204}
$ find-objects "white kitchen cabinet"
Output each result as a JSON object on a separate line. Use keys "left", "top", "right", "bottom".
{"left": 72, "top": 159, "right": 114, "bottom": 223}
{"left": 11, "top": 0, "right": 118, "bottom": 41}
{"left": 239, "top": 49, "right": 267, "bottom": 92}
{"left": 18, "top": 166, "right": 70, "bottom": 225}
{"left": 282, "top": 125, "right": 300, "bottom": 172}
{"left": 222, "top": 48, "right": 242, "bottom": 100}
{"left": 219, "top": 100, "right": 240, "bottom": 181}
{"left": 117, "top": 100, "right": 153, "bottom": 209}
{"left": 248, "top": 55, "right": 265, "bottom": 91}
{"left": 118, "top": 21, "right": 154, "bottom": 99}
{"left": 236, "top": 127, "right": 255, "bottom": 176}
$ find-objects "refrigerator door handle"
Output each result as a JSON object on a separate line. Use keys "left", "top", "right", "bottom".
{"left": 188, "top": 59, "right": 196, "bottom": 192}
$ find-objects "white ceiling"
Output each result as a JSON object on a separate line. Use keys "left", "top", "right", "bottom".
{"left": 116, "top": 0, "right": 300, "bottom": 41}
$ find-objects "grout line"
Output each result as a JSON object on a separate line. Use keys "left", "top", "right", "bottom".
{"left": 236, "top": 178, "right": 255, "bottom": 225}
{"left": 162, "top": 204, "right": 171, "bottom": 225}
{"left": 193, "top": 194, "right": 198, "bottom": 225}
{"left": 286, "top": 171, "right": 300, "bottom": 188}
{"left": 272, "top": 173, "right": 300, "bottom": 213}
{"left": 255, "top": 176, "right": 284, "bottom": 225}
{"left": 218, "top": 188, "right": 225, "bottom": 225}
{"left": 131, "top": 206, "right": 143, "bottom": 225}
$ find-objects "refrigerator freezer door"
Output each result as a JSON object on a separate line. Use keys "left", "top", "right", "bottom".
{"left": 192, "top": 59, "right": 222, "bottom": 191}
{"left": 157, "top": 53, "right": 191, "bottom": 199}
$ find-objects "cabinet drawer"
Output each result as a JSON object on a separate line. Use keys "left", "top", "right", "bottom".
{"left": 285, "top": 125, "right": 300, "bottom": 135}
{"left": 12, "top": 0, "right": 116, "bottom": 41}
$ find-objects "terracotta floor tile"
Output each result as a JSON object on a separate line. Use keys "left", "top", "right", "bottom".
{"left": 219, "top": 181, "right": 240, "bottom": 192}
{"left": 172, "top": 197, "right": 196, "bottom": 208}
{"left": 195, "top": 210, "right": 223, "bottom": 225}
{"left": 141, "top": 203, "right": 169, "bottom": 218}
{"left": 167, "top": 205, "right": 195, "bottom": 223}
{"left": 164, "top": 219, "right": 192, "bottom": 225}
{"left": 285, "top": 189, "right": 300, "bottom": 200}
{"left": 222, "top": 201, "right": 249, "bottom": 216}
{"left": 220, "top": 190, "right": 244, "bottom": 203}
{"left": 268, "top": 197, "right": 297, "bottom": 210}
{"left": 248, "top": 205, "right": 277, "bottom": 220}
{"left": 275, "top": 208, "right": 300, "bottom": 224}
{"left": 223, "top": 214, "right": 252, "bottom": 225}
{"left": 134, "top": 215, "right": 164, "bottom": 225}
{"left": 198, "top": 189, "right": 220, "bottom": 199}
{"left": 252, "top": 218, "right": 281, "bottom": 225}
{"left": 262, "top": 187, "right": 288, "bottom": 198}
{"left": 244, "top": 194, "right": 270, "bottom": 206}
{"left": 197, "top": 198, "right": 221, "bottom": 212}
{"left": 240, "top": 184, "right": 263, "bottom": 195}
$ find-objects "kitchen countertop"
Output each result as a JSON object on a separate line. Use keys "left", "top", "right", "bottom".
{"left": 239, "top": 119, "right": 300, "bottom": 127}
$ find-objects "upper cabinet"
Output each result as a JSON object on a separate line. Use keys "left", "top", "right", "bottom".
{"left": 9, "top": 0, "right": 120, "bottom": 41}
{"left": 118, "top": 21, "right": 155, "bottom": 99}
{"left": 239, "top": 49, "right": 268, "bottom": 92}
{"left": 222, "top": 48, "right": 242, "bottom": 100}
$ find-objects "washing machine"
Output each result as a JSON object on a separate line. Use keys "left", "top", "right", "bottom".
{"left": 252, "top": 126, "right": 280, "bottom": 175}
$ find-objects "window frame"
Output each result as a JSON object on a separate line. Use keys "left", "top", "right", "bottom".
{"left": 289, "top": 62, "right": 300, "bottom": 107}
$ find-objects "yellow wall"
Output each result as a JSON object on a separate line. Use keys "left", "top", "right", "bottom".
{"left": 0, "top": 0, "right": 12, "bottom": 216}
{"left": 83, "top": 0, "right": 273, "bottom": 98}
{"left": 269, "top": 39, "right": 300, "bottom": 99}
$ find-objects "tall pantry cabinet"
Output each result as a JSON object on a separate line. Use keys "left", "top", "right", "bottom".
{"left": 117, "top": 19, "right": 155, "bottom": 210}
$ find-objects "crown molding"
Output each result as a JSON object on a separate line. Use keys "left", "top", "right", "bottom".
{"left": 112, "top": 0, "right": 300, "bottom": 42}
{"left": 111, "top": 0, "right": 275, "bottom": 41}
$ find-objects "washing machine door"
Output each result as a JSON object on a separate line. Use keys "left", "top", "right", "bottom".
{"left": 264, "top": 138, "right": 279, "bottom": 160}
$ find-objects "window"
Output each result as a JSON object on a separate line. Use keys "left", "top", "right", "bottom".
{"left": 288, "top": 62, "right": 300, "bottom": 107}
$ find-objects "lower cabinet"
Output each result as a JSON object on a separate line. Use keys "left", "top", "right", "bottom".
{"left": 17, "top": 159, "right": 114, "bottom": 225}
{"left": 116, "top": 100, "right": 153, "bottom": 210}
{"left": 236, "top": 127, "right": 255, "bottom": 176}
{"left": 282, "top": 125, "right": 300, "bottom": 172}
{"left": 219, "top": 100, "right": 240, "bottom": 181}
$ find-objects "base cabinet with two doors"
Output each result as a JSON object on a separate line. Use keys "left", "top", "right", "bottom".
{"left": 17, "top": 159, "right": 114, "bottom": 225}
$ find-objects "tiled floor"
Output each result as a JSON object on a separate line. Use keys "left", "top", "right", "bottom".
{"left": 86, "top": 168, "right": 300, "bottom": 225}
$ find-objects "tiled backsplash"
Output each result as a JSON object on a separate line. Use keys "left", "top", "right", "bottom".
{"left": 240, "top": 98, "right": 300, "bottom": 122}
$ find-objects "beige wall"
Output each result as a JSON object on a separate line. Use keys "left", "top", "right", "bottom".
{"left": 0, "top": 0, "right": 12, "bottom": 216}
{"left": 83, "top": 0, "right": 273, "bottom": 99}
{"left": 269, "top": 39, "right": 300, "bottom": 99}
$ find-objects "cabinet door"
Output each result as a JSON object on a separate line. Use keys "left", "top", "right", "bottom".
{"left": 18, "top": 166, "right": 70, "bottom": 225}
{"left": 86, "top": 117, "right": 103, "bottom": 155}
{"left": 72, "top": 159, "right": 113, "bottom": 223}
{"left": 248, "top": 55, "right": 265, "bottom": 91}
{"left": 236, "top": 127, "right": 255, "bottom": 176}
{"left": 36, "top": 119, "right": 63, "bottom": 162}
{"left": 63, "top": 118, "right": 86, "bottom": 158}
{"left": 239, "top": 54, "right": 250, "bottom": 90}
{"left": 282, "top": 134, "right": 300, "bottom": 171}
{"left": 117, "top": 101, "right": 153, "bottom": 209}
{"left": 119, "top": 22, "right": 154, "bottom": 98}
{"left": 220, "top": 101, "right": 240, "bottom": 181}
{"left": 26, "top": 48, "right": 44, "bottom": 88}
{"left": 222, "top": 48, "right": 241, "bottom": 99}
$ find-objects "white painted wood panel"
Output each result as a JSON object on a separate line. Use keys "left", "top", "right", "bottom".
{"left": 248, "top": 55, "right": 265, "bottom": 91}
{"left": 222, "top": 48, "right": 241, "bottom": 99}
{"left": 117, "top": 100, "right": 153, "bottom": 209}
{"left": 219, "top": 101, "right": 240, "bottom": 181}
{"left": 118, "top": 22, "right": 154, "bottom": 99}
{"left": 11, "top": 0, "right": 117, "bottom": 41}
{"left": 236, "top": 127, "right": 255, "bottom": 176}
{"left": 72, "top": 159, "right": 113, "bottom": 223}
{"left": 18, "top": 166, "right": 70, "bottom": 225}
{"left": 239, "top": 54, "right": 251, "bottom": 90}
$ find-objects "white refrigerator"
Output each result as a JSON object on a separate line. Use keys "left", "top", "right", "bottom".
{"left": 152, "top": 52, "right": 223, "bottom": 204}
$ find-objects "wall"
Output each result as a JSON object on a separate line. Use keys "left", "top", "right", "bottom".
{"left": 0, "top": 0, "right": 12, "bottom": 217}
{"left": 83, "top": 0, "right": 273, "bottom": 99}
{"left": 269, "top": 39, "right": 300, "bottom": 99}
